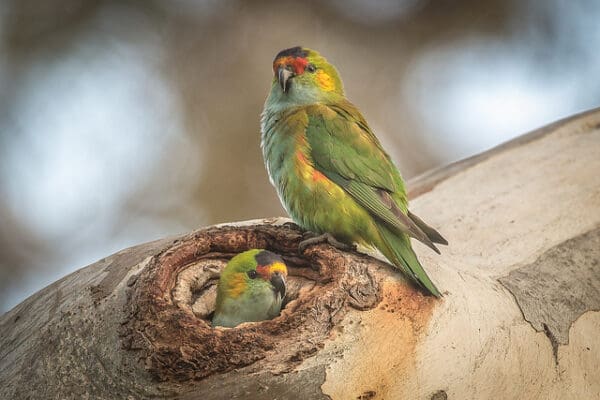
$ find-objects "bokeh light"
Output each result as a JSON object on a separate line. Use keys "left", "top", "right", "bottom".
{"left": 1, "top": 0, "right": 599, "bottom": 312}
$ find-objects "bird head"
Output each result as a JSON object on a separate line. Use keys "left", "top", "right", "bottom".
{"left": 217, "top": 249, "right": 288, "bottom": 303}
{"left": 268, "top": 46, "right": 344, "bottom": 105}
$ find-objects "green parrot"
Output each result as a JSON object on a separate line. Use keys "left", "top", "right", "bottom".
{"left": 212, "top": 249, "right": 288, "bottom": 328}
{"left": 261, "top": 47, "right": 447, "bottom": 297}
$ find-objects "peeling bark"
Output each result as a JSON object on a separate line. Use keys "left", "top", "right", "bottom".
{"left": 1, "top": 108, "right": 600, "bottom": 399}
{"left": 499, "top": 228, "right": 600, "bottom": 353}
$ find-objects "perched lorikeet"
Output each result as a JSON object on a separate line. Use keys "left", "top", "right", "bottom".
{"left": 261, "top": 47, "right": 447, "bottom": 297}
{"left": 212, "top": 249, "right": 287, "bottom": 327}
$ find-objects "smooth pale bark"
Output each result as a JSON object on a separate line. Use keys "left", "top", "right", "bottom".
{"left": 1, "top": 108, "right": 599, "bottom": 400}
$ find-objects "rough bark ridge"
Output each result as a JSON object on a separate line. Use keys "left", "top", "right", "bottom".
{"left": 121, "top": 224, "right": 383, "bottom": 381}
{"left": 1, "top": 108, "right": 599, "bottom": 399}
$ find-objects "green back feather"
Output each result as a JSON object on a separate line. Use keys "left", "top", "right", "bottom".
{"left": 262, "top": 47, "right": 446, "bottom": 297}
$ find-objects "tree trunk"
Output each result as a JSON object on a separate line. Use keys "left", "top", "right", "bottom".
{"left": 1, "top": 109, "right": 599, "bottom": 400}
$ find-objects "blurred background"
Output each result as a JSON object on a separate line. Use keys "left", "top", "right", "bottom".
{"left": 1, "top": 0, "right": 599, "bottom": 312}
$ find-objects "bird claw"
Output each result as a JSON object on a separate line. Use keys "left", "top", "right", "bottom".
{"left": 282, "top": 221, "right": 301, "bottom": 230}
{"left": 298, "top": 232, "right": 356, "bottom": 253}
{"left": 301, "top": 230, "right": 317, "bottom": 240}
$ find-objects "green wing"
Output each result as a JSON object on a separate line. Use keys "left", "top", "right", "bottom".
{"left": 304, "top": 102, "right": 444, "bottom": 252}
{"left": 306, "top": 102, "right": 398, "bottom": 193}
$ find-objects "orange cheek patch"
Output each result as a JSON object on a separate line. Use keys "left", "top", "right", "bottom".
{"left": 227, "top": 273, "right": 247, "bottom": 298}
{"left": 316, "top": 70, "right": 335, "bottom": 91}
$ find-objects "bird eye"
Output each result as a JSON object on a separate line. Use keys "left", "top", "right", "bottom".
{"left": 247, "top": 270, "right": 258, "bottom": 279}
{"left": 306, "top": 63, "right": 317, "bottom": 73}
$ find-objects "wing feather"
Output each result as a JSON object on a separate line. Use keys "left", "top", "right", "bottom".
{"left": 305, "top": 102, "right": 445, "bottom": 252}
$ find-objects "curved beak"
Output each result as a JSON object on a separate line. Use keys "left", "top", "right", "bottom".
{"left": 278, "top": 66, "right": 294, "bottom": 93}
{"left": 270, "top": 271, "right": 286, "bottom": 299}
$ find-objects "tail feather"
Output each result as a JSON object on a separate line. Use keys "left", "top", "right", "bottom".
{"left": 408, "top": 211, "right": 448, "bottom": 245}
{"left": 376, "top": 224, "right": 441, "bottom": 297}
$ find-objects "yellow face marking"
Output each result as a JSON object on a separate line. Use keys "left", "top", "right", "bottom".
{"left": 226, "top": 273, "right": 248, "bottom": 298}
{"left": 256, "top": 261, "right": 288, "bottom": 280}
{"left": 269, "top": 262, "right": 288, "bottom": 277}
{"left": 316, "top": 69, "right": 335, "bottom": 91}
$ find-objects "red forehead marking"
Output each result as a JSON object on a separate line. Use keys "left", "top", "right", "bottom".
{"left": 256, "top": 264, "right": 270, "bottom": 279}
{"left": 273, "top": 56, "right": 309, "bottom": 75}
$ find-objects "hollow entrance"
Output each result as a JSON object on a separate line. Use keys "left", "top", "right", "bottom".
{"left": 172, "top": 254, "right": 319, "bottom": 323}
{"left": 121, "top": 222, "right": 382, "bottom": 381}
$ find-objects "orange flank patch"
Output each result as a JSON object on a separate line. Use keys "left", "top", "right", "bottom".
{"left": 296, "top": 149, "right": 309, "bottom": 165}
{"left": 295, "top": 150, "right": 312, "bottom": 180}
{"left": 316, "top": 70, "right": 335, "bottom": 91}
{"left": 296, "top": 149, "right": 331, "bottom": 184}
{"left": 226, "top": 273, "right": 247, "bottom": 298}
{"left": 312, "top": 169, "right": 327, "bottom": 182}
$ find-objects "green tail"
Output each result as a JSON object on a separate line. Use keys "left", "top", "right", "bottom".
{"left": 376, "top": 224, "right": 441, "bottom": 297}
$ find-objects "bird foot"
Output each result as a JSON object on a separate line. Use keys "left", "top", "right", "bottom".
{"left": 298, "top": 232, "right": 356, "bottom": 253}
{"left": 282, "top": 221, "right": 301, "bottom": 231}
